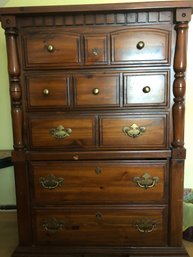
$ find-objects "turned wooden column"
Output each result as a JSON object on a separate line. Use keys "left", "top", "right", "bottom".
{"left": 169, "top": 8, "right": 192, "bottom": 246}
{"left": 1, "top": 15, "right": 23, "bottom": 150}
{"left": 1, "top": 15, "right": 32, "bottom": 245}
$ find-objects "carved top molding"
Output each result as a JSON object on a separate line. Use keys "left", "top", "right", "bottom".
{"left": 0, "top": 1, "right": 193, "bottom": 15}
{"left": 17, "top": 11, "right": 172, "bottom": 28}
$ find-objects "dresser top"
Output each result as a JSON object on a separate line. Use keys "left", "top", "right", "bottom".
{"left": 0, "top": 1, "right": 193, "bottom": 15}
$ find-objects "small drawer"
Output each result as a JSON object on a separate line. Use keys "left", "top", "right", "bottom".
{"left": 28, "top": 116, "right": 96, "bottom": 149}
{"left": 84, "top": 34, "right": 108, "bottom": 65}
{"left": 34, "top": 207, "right": 167, "bottom": 246}
{"left": 26, "top": 74, "right": 69, "bottom": 108}
{"left": 23, "top": 30, "right": 82, "bottom": 67}
{"left": 123, "top": 71, "right": 169, "bottom": 106}
{"left": 73, "top": 73, "right": 120, "bottom": 108}
{"left": 111, "top": 28, "right": 170, "bottom": 65}
{"left": 31, "top": 160, "right": 167, "bottom": 205}
{"left": 100, "top": 114, "right": 168, "bottom": 149}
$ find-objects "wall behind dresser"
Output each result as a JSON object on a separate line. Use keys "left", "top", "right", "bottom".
{"left": 0, "top": 0, "right": 193, "bottom": 206}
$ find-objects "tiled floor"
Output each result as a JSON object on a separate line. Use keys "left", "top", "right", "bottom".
{"left": 0, "top": 211, "right": 193, "bottom": 257}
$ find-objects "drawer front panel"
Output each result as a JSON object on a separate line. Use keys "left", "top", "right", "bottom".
{"left": 29, "top": 116, "right": 96, "bottom": 149}
{"left": 73, "top": 73, "right": 120, "bottom": 107}
{"left": 100, "top": 114, "right": 168, "bottom": 149}
{"left": 23, "top": 30, "right": 82, "bottom": 67}
{"left": 111, "top": 28, "right": 170, "bottom": 64}
{"left": 124, "top": 71, "right": 169, "bottom": 106}
{"left": 84, "top": 34, "right": 108, "bottom": 65}
{"left": 34, "top": 207, "right": 167, "bottom": 246}
{"left": 31, "top": 161, "right": 167, "bottom": 204}
{"left": 26, "top": 74, "right": 69, "bottom": 108}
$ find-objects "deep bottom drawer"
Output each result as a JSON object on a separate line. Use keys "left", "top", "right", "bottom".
{"left": 34, "top": 207, "right": 167, "bottom": 246}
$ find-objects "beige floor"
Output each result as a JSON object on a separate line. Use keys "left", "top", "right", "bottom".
{"left": 0, "top": 211, "right": 193, "bottom": 257}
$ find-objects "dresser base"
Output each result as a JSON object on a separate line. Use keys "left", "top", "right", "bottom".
{"left": 12, "top": 246, "right": 189, "bottom": 257}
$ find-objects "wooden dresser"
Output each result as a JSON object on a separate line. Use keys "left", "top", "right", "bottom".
{"left": 0, "top": 1, "right": 193, "bottom": 256}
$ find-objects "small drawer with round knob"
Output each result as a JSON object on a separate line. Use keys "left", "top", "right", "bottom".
{"left": 26, "top": 74, "right": 69, "bottom": 108}
{"left": 84, "top": 34, "right": 108, "bottom": 65}
{"left": 23, "top": 29, "right": 82, "bottom": 67}
{"left": 111, "top": 28, "right": 170, "bottom": 65}
{"left": 73, "top": 72, "right": 120, "bottom": 108}
{"left": 123, "top": 71, "right": 169, "bottom": 107}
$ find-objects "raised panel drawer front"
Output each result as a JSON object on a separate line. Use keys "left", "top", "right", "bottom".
{"left": 124, "top": 71, "right": 169, "bottom": 106}
{"left": 34, "top": 207, "right": 167, "bottom": 246}
{"left": 100, "top": 114, "right": 168, "bottom": 149}
{"left": 26, "top": 74, "right": 69, "bottom": 108}
{"left": 73, "top": 73, "right": 120, "bottom": 107}
{"left": 111, "top": 28, "right": 170, "bottom": 64}
{"left": 23, "top": 30, "right": 82, "bottom": 67}
{"left": 31, "top": 160, "right": 167, "bottom": 204}
{"left": 28, "top": 116, "right": 96, "bottom": 149}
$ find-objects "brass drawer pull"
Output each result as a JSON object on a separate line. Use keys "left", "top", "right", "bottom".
{"left": 135, "top": 218, "right": 157, "bottom": 233}
{"left": 92, "top": 88, "right": 100, "bottom": 95}
{"left": 39, "top": 174, "right": 64, "bottom": 190}
{"left": 133, "top": 173, "right": 159, "bottom": 189}
{"left": 122, "top": 124, "right": 146, "bottom": 138}
{"left": 42, "top": 88, "right": 50, "bottom": 96}
{"left": 143, "top": 86, "right": 151, "bottom": 93}
{"left": 47, "top": 44, "right": 54, "bottom": 52}
{"left": 42, "top": 218, "right": 64, "bottom": 234}
{"left": 136, "top": 41, "right": 145, "bottom": 50}
{"left": 95, "top": 167, "right": 102, "bottom": 175}
{"left": 50, "top": 125, "right": 72, "bottom": 139}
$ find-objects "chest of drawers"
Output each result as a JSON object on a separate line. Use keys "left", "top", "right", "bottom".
{"left": 0, "top": 1, "right": 193, "bottom": 256}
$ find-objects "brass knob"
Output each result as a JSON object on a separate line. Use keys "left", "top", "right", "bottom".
{"left": 47, "top": 44, "right": 54, "bottom": 52}
{"left": 92, "top": 88, "right": 100, "bottom": 95}
{"left": 143, "top": 86, "right": 151, "bottom": 93}
{"left": 73, "top": 155, "right": 79, "bottom": 161}
{"left": 42, "top": 88, "right": 50, "bottom": 96}
{"left": 95, "top": 167, "right": 102, "bottom": 175}
{"left": 92, "top": 48, "right": 99, "bottom": 56}
{"left": 96, "top": 212, "right": 103, "bottom": 220}
{"left": 136, "top": 41, "right": 145, "bottom": 50}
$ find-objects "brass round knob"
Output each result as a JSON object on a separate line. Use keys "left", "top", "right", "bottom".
{"left": 73, "top": 155, "right": 79, "bottom": 161}
{"left": 47, "top": 44, "right": 54, "bottom": 52}
{"left": 92, "top": 48, "right": 99, "bottom": 56}
{"left": 92, "top": 88, "right": 100, "bottom": 95}
{"left": 95, "top": 167, "right": 102, "bottom": 175}
{"left": 136, "top": 41, "right": 145, "bottom": 50}
{"left": 143, "top": 86, "right": 151, "bottom": 93}
{"left": 42, "top": 88, "right": 50, "bottom": 96}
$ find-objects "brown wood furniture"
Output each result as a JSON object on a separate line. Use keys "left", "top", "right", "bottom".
{"left": 0, "top": 1, "right": 193, "bottom": 256}
{"left": 0, "top": 150, "right": 12, "bottom": 169}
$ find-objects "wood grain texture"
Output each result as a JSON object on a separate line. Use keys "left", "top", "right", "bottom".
{"left": 0, "top": 2, "right": 192, "bottom": 257}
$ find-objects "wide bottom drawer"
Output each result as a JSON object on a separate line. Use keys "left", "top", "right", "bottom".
{"left": 34, "top": 207, "right": 167, "bottom": 246}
